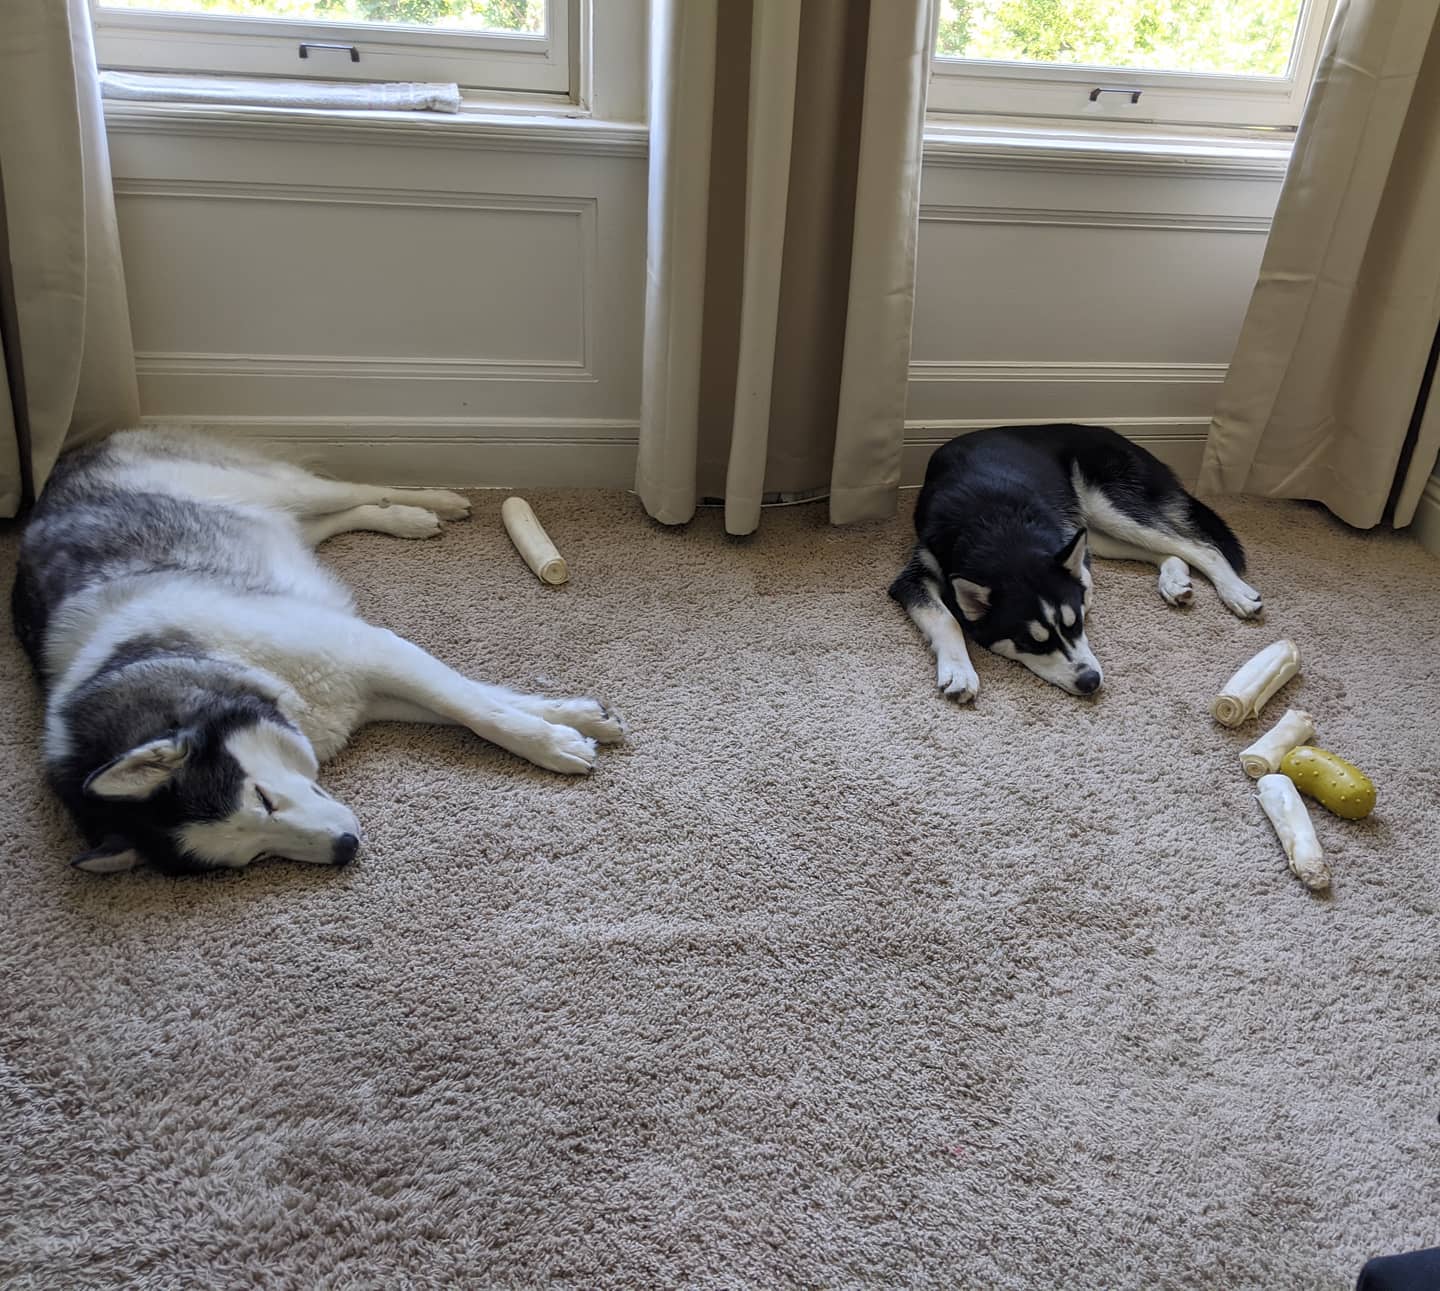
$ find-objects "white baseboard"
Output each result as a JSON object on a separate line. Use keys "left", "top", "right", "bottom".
{"left": 143, "top": 416, "right": 643, "bottom": 488}
{"left": 1413, "top": 474, "right": 1440, "bottom": 560}
{"left": 142, "top": 414, "right": 1210, "bottom": 490}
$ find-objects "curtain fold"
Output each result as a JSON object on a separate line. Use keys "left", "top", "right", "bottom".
{"left": 0, "top": 0, "right": 140, "bottom": 518}
{"left": 830, "top": 0, "right": 938, "bottom": 525}
{"left": 634, "top": 0, "right": 717, "bottom": 529}
{"left": 1198, "top": 0, "right": 1440, "bottom": 529}
{"left": 722, "top": 0, "right": 802, "bottom": 535}
{"left": 637, "top": 0, "right": 936, "bottom": 534}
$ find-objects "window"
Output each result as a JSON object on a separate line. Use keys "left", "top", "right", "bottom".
{"left": 92, "top": 0, "right": 573, "bottom": 99}
{"left": 929, "top": 0, "right": 1337, "bottom": 129}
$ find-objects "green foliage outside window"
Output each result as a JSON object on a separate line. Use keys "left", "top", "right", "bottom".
{"left": 102, "top": 0, "right": 546, "bottom": 34}
{"left": 107, "top": 0, "right": 1303, "bottom": 77}
{"left": 935, "top": 0, "right": 1303, "bottom": 78}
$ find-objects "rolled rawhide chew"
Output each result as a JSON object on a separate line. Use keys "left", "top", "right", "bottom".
{"left": 501, "top": 496, "right": 568, "bottom": 586}
{"left": 1239, "top": 708, "right": 1316, "bottom": 779}
{"left": 1211, "top": 639, "right": 1300, "bottom": 727}
{"left": 1280, "top": 746, "right": 1376, "bottom": 820}
{"left": 1256, "top": 773, "right": 1330, "bottom": 892}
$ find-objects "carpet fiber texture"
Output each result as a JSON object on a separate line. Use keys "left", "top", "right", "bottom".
{"left": 2, "top": 489, "right": 1439, "bottom": 1289}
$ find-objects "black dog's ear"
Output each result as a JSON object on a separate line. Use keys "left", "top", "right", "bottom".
{"left": 950, "top": 576, "right": 991, "bottom": 621}
{"left": 72, "top": 836, "right": 142, "bottom": 875}
{"left": 84, "top": 735, "right": 190, "bottom": 801}
{"left": 1056, "top": 528, "right": 1088, "bottom": 579}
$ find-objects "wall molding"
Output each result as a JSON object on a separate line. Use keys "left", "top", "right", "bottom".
{"left": 146, "top": 415, "right": 1211, "bottom": 490}
{"left": 904, "top": 414, "right": 1209, "bottom": 439}
{"left": 104, "top": 101, "right": 650, "bottom": 157}
{"left": 145, "top": 414, "right": 637, "bottom": 440}
{"left": 920, "top": 203, "right": 1271, "bottom": 234}
{"left": 113, "top": 175, "right": 597, "bottom": 213}
{"left": 150, "top": 354, "right": 1228, "bottom": 391}
{"left": 115, "top": 180, "right": 598, "bottom": 379}
{"left": 908, "top": 360, "right": 1228, "bottom": 385}
{"left": 144, "top": 415, "right": 642, "bottom": 488}
{"left": 1413, "top": 474, "right": 1440, "bottom": 561}
{"left": 922, "top": 127, "right": 1291, "bottom": 180}
{"left": 135, "top": 351, "right": 595, "bottom": 383}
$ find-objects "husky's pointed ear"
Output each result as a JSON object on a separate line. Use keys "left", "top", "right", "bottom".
{"left": 1056, "top": 528, "right": 1089, "bottom": 579}
{"left": 72, "top": 837, "right": 143, "bottom": 874}
{"left": 950, "top": 577, "right": 992, "bottom": 622}
{"left": 84, "top": 736, "right": 189, "bottom": 801}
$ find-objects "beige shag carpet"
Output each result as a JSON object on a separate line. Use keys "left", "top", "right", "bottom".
{"left": 2, "top": 489, "right": 1439, "bottom": 1290}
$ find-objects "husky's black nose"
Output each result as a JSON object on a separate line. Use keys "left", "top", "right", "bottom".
{"left": 1074, "top": 668, "right": 1102, "bottom": 695}
{"left": 331, "top": 833, "right": 361, "bottom": 866}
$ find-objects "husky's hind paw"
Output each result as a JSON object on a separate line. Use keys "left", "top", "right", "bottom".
{"left": 518, "top": 722, "right": 598, "bottom": 775}
{"left": 539, "top": 698, "right": 626, "bottom": 744}
{"left": 1218, "top": 579, "right": 1264, "bottom": 619}
{"left": 392, "top": 488, "right": 471, "bottom": 521}
{"left": 381, "top": 505, "right": 443, "bottom": 539}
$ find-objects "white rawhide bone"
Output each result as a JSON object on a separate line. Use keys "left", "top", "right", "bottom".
{"left": 1256, "top": 773, "right": 1330, "bottom": 891}
{"left": 502, "top": 496, "right": 568, "bottom": 586}
{"left": 1239, "top": 708, "right": 1316, "bottom": 779}
{"left": 1211, "top": 639, "right": 1300, "bottom": 727}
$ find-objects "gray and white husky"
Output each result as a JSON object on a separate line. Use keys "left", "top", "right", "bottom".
{"left": 12, "top": 429, "right": 624, "bottom": 875}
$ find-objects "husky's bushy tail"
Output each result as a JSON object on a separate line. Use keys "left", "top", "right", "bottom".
{"left": 1183, "top": 495, "right": 1247, "bottom": 575}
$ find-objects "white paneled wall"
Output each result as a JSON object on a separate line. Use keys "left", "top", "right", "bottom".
{"left": 107, "top": 109, "right": 1287, "bottom": 488}
{"left": 907, "top": 140, "right": 1283, "bottom": 484}
{"left": 108, "top": 110, "right": 648, "bottom": 486}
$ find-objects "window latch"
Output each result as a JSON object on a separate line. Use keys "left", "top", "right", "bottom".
{"left": 1089, "top": 87, "right": 1142, "bottom": 104}
{"left": 299, "top": 42, "right": 360, "bottom": 62}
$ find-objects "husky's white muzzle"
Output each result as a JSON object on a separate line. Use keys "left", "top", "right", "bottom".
{"left": 992, "top": 633, "right": 1104, "bottom": 697}
{"left": 179, "top": 723, "right": 363, "bottom": 868}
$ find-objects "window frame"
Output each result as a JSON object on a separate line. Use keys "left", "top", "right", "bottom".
{"left": 927, "top": 0, "right": 1338, "bottom": 131}
{"left": 91, "top": 0, "right": 576, "bottom": 101}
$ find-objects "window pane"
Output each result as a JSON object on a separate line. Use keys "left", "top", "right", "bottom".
{"left": 97, "top": 0, "right": 547, "bottom": 36}
{"left": 935, "top": 0, "right": 1304, "bottom": 78}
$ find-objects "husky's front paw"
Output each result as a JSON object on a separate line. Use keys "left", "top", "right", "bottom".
{"left": 540, "top": 698, "right": 626, "bottom": 744}
{"left": 1158, "top": 557, "right": 1194, "bottom": 607}
{"left": 1218, "top": 579, "right": 1264, "bottom": 619}
{"left": 937, "top": 656, "right": 979, "bottom": 704}
{"left": 524, "top": 723, "right": 599, "bottom": 775}
{"left": 395, "top": 488, "right": 471, "bottom": 521}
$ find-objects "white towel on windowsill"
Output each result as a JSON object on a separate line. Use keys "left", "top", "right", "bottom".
{"left": 99, "top": 70, "right": 461, "bottom": 114}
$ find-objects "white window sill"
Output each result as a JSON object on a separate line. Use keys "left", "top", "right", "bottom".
{"left": 923, "top": 116, "right": 1293, "bottom": 179}
{"left": 101, "top": 94, "right": 1286, "bottom": 178}
{"left": 102, "top": 96, "right": 648, "bottom": 157}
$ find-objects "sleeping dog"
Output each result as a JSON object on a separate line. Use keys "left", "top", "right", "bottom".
{"left": 890, "top": 423, "right": 1260, "bottom": 701}
{"left": 12, "top": 429, "right": 625, "bottom": 874}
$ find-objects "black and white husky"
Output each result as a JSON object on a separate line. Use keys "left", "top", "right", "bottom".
{"left": 890, "top": 423, "right": 1260, "bottom": 701}
{"left": 12, "top": 429, "right": 624, "bottom": 875}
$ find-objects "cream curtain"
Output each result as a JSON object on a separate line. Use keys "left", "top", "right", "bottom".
{"left": 0, "top": 0, "right": 139, "bottom": 518}
{"left": 637, "top": 0, "right": 937, "bottom": 534}
{"left": 1199, "top": 0, "right": 1440, "bottom": 529}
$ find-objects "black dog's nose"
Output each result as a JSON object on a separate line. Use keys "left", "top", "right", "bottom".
{"left": 1074, "top": 668, "right": 1102, "bottom": 695}
{"left": 331, "top": 833, "right": 360, "bottom": 866}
